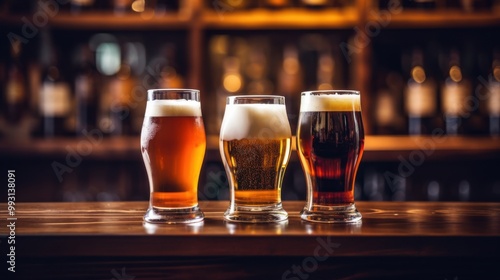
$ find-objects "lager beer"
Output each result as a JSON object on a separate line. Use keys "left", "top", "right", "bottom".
{"left": 220, "top": 96, "right": 292, "bottom": 223}
{"left": 141, "top": 89, "right": 205, "bottom": 224}
{"left": 297, "top": 91, "right": 364, "bottom": 223}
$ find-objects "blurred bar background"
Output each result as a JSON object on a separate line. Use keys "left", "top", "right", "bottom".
{"left": 0, "top": 0, "right": 499, "bottom": 203}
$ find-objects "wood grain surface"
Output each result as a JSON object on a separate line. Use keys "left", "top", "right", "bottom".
{"left": 1, "top": 201, "right": 499, "bottom": 279}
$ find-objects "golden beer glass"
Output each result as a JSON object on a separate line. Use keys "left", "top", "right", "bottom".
{"left": 141, "top": 89, "right": 206, "bottom": 224}
{"left": 297, "top": 90, "right": 364, "bottom": 223}
{"left": 220, "top": 95, "right": 292, "bottom": 223}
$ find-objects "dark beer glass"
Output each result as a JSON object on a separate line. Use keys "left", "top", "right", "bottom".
{"left": 141, "top": 89, "right": 206, "bottom": 224}
{"left": 297, "top": 90, "right": 364, "bottom": 223}
{"left": 220, "top": 95, "right": 292, "bottom": 223}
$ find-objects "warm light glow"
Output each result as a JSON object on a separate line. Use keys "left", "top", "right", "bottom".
{"left": 494, "top": 66, "right": 500, "bottom": 82}
{"left": 319, "top": 55, "right": 333, "bottom": 72}
{"left": 223, "top": 74, "right": 242, "bottom": 93}
{"left": 411, "top": 66, "right": 426, "bottom": 84}
{"left": 283, "top": 57, "right": 299, "bottom": 75}
{"left": 228, "top": 0, "right": 243, "bottom": 6}
{"left": 318, "top": 83, "right": 333, "bottom": 90}
{"left": 449, "top": 65, "right": 462, "bottom": 83}
{"left": 131, "top": 0, "right": 145, "bottom": 13}
{"left": 211, "top": 36, "right": 229, "bottom": 55}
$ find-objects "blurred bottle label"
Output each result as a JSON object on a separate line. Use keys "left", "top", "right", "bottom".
{"left": 40, "top": 83, "right": 71, "bottom": 117}
{"left": 405, "top": 82, "right": 436, "bottom": 117}
{"left": 6, "top": 80, "right": 25, "bottom": 105}
{"left": 487, "top": 82, "right": 500, "bottom": 115}
{"left": 442, "top": 82, "right": 470, "bottom": 116}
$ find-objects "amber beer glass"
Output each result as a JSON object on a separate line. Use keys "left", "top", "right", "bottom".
{"left": 297, "top": 90, "right": 364, "bottom": 223}
{"left": 220, "top": 95, "right": 292, "bottom": 223}
{"left": 141, "top": 89, "right": 206, "bottom": 223}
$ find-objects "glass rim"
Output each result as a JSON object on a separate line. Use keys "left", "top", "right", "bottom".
{"left": 227, "top": 95, "right": 285, "bottom": 99}
{"left": 147, "top": 88, "right": 200, "bottom": 94}
{"left": 147, "top": 88, "right": 200, "bottom": 101}
{"left": 301, "top": 90, "right": 360, "bottom": 96}
{"left": 227, "top": 95, "right": 285, "bottom": 104}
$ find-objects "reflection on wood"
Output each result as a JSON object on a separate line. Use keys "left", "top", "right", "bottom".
{"left": 2, "top": 201, "right": 498, "bottom": 279}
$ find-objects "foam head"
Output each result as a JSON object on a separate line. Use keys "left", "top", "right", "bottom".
{"left": 220, "top": 104, "right": 291, "bottom": 140}
{"left": 300, "top": 93, "right": 361, "bottom": 112}
{"left": 145, "top": 99, "right": 202, "bottom": 117}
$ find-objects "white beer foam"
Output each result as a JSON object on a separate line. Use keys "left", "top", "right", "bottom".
{"left": 300, "top": 94, "right": 361, "bottom": 112}
{"left": 145, "top": 99, "right": 202, "bottom": 117}
{"left": 220, "top": 104, "right": 291, "bottom": 140}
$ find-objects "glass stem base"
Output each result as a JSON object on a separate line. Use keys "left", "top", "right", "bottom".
{"left": 144, "top": 205, "right": 204, "bottom": 224}
{"left": 224, "top": 202, "right": 288, "bottom": 223}
{"left": 300, "top": 203, "right": 362, "bottom": 223}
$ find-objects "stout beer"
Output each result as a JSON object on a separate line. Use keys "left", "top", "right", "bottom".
{"left": 298, "top": 91, "right": 364, "bottom": 223}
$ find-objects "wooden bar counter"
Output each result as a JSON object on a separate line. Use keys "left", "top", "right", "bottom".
{"left": 1, "top": 201, "right": 499, "bottom": 279}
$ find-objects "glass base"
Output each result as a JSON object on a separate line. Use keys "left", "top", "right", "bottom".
{"left": 144, "top": 205, "right": 204, "bottom": 224}
{"left": 300, "top": 203, "right": 362, "bottom": 223}
{"left": 224, "top": 203, "right": 288, "bottom": 223}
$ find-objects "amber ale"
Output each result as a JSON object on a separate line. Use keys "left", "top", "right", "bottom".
{"left": 141, "top": 97, "right": 206, "bottom": 210}
{"left": 220, "top": 96, "right": 292, "bottom": 222}
{"left": 297, "top": 92, "right": 364, "bottom": 207}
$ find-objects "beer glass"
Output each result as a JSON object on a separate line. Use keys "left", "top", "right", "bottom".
{"left": 141, "top": 89, "right": 206, "bottom": 224}
{"left": 220, "top": 95, "right": 292, "bottom": 223}
{"left": 297, "top": 90, "right": 364, "bottom": 223}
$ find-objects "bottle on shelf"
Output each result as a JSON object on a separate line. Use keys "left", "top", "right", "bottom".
{"left": 316, "top": 51, "right": 334, "bottom": 90}
{"left": 70, "top": 0, "right": 96, "bottom": 14}
{"left": 316, "top": 41, "right": 345, "bottom": 90}
{"left": 486, "top": 49, "right": 500, "bottom": 137}
{"left": 460, "top": 0, "right": 493, "bottom": 12}
{"left": 298, "top": 34, "right": 324, "bottom": 90}
{"left": 156, "top": 43, "right": 184, "bottom": 89}
{"left": 441, "top": 48, "right": 471, "bottom": 136}
{"left": 212, "top": 0, "right": 255, "bottom": 11}
{"left": 216, "top": 56, "right": 243, "bottom": 131}
{"left": 74, "top": 44, "right": 98, "bottom": 136}
{"left": 148, "top": 0, "right": 180, "bottom": 15}
{"left": 277, "top": 44, "right": 304, "bottom": 133}
{"left": 106, "top": 60, "right": 135, "bottom": 136}
{"left": 113, "top": 0, "right": 133, "bottom": 14}
{"left": 458, "top": 179, "right": 471, "bottom": 201}
{"left": 374, "top": 71, "right": 405, "bottom": 135}
{"left": 4, "top": 39, "right": 28, "bottom": 126}
{"left": 427, "top": 180, "right": 441, "bottom": 201}
{"left": 244, "top": 38, "right": 273, "bottom": 95}
{"left": 0, "top": 46, "right": 5, "bottom": 138}
{"left": 36, "top": 29, "right": 73, "bottom": 138}
{"left": 404, "top": 48, "right": 438, "bottom": 135}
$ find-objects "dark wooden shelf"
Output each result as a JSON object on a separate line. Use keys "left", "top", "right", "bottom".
{"left": 202, "top": 7, "right": 359, "bottom": 29}
{"left": 363, "top": 135, "right": 500, "bottom": 161}
{"left": 370, "top": 10, "right": 500, "bottom": 28}
{"left": 0, "top": 12, "right": 192, "bottom": 30}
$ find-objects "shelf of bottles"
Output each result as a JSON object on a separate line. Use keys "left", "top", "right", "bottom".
{"left": 374, "top": 0, "right": 500, "bottom": 28}
{"left": 370, "top": 28, "right": 500, "bottom": 138}
{"left": 1, "top": 0, "right": 500, "bottom": 150}
{"left": 0, "top": 0, "right": 190, "bottom": 141}
{"left": 204, "top": 31, "right": 354, "bottom": 134}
